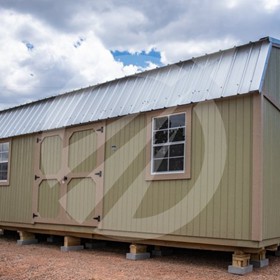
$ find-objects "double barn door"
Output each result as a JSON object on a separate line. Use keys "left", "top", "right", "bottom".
{"left": 32, "top": 122, "right": 105, "bottom": 227}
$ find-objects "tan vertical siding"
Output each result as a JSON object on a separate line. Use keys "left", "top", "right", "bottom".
{"left": 0, "top": 135, "right": 35, "bottom": 223}
{"left": 103, "top": 96, "right": 253, "bottom": 240}
{"left": 262, "top": 46, "right": 280, "bottom": 240}
{"left": 68, "top": 130, "right": 97, "bottom": 173}
{"left": 262, "top": 99, "right": 280, "bottom": 239}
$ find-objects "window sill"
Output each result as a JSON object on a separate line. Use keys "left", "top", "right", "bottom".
{"left": 145, "top": 171, "right": 191, "bottom": 181}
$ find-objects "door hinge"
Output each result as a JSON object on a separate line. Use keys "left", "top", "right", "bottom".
{"left": 33, "top": 213, "right": 38, "bottom": 219}
{"left": 93, "top": 215, "right": 101, "bottom": 222}
{"left": 35, "top": 175, "right": 40, "bottom": 180}
{"left": 37, "top": 138, "right": 42, "bottom": 143}
{"left": 94, "top": 171, "right": 102, "bottom": 177}
{"left": 96, "top": 126, "right": 104, "bottom": 133}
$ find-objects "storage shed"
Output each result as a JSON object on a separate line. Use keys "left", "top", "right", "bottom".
{"left": 1, "top": 36, "right": 280, "bottom": 274}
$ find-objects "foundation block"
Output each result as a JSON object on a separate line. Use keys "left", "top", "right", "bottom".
{"left": 250, "top": 249, "right": 269, "bottom": 268}
{"left": 275, "top": 246, "right": 280, "bottom": 257}
{"left": 126, "top": 244, "right": 150, "bottom": 260}
{"left": 250, "top": 259, "right": 269, "bottom": 268}
{"left": 60, "top": 236, "right": 84, "bottom": 252}
{"left": 47, "top": 235, "right": 62, "bottom": 244}
{"left": 275, "top": 251, "right": 280, "bottom": 257}
{"left": 0, "top": 229, "right": 4, "bottom": 235}
{"left": 17, "top": 231, "right": 38, "bottom": 245}
{"left": 228, "top": 251, "right": 253, "bottom": 275}
{"left": 228, "top": 265, "right": 253, "bottom": 275}
{"left": 152, "top": 246, "right": 173, "bottom": 257}
{"left": 85, "top": 241, "right": 107, "bottom": 249}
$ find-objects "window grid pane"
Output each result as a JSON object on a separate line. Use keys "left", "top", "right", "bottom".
{"left": 0, "top": 143, "right": 9, "bottom": 181}
{"left": 152, "top": 114, "right": 185, "bottom": 174}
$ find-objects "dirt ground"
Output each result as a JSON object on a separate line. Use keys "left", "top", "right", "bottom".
{"left": 1, "top": 232, "right": 280, "bottom": 280}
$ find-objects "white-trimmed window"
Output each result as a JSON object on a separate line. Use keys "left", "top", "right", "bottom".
{"left": 152, "top": 113, "right": 185, "bottom": 174}
{"left": 0, "top": 142, "right": 10, "bottom": 183}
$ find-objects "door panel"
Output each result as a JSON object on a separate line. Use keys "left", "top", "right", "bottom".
{"left": 65, "top": 178, "right": 96, "bottom": 224}
{"left": 40, "top": 135, "right": 62, "bottom": 175}
{"left": 32, "top": 123, "right": 105, "bottom": 227}
{"left": 68, "top": 129, "right": 97, "bottom": 173}
{"left": 38, "top": 180, "right": 60, "bottom": 219}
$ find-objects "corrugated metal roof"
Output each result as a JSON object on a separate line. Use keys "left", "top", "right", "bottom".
{"left": 0, "top": 37, "right": 275, "bottom": 139}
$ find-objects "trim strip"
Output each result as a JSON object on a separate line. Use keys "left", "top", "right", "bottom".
{"left": 251, "top": 93, "right": 263, "bottom": 241}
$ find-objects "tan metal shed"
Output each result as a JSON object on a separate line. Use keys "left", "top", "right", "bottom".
{"left": 0, "top": 36, "right": 280, "bottom": 274}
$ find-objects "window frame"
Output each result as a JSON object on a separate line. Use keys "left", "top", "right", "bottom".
{"left": 145, "top": 106, "right": 192, "bottom": 181}
{"left": 151, "top": 112, "right": 186, "bottom": 174}
{"left": 0, "top": 139, "right": 11, "bottom": 186}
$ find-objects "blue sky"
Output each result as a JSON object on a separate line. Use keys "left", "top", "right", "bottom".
{"left": 111, "top": 49, "right": 162, "bottom": 68}
{"left": 0, "top": 0, "right": 280, "bottom": 109}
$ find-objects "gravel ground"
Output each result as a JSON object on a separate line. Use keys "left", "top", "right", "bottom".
{"left": 1, "top": 232, "right": 280, "bottom": 280}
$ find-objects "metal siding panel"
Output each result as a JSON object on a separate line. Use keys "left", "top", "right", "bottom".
{"left": 46, "top": 95, "right": 70, "bottom": 129}
{"left": 128, "top": 75, "right": 149, "bottom": 114}
{"left": 11, "top": 107, "right": 30, "bottom": 136}
{"left": 198, "top": 54, "right": 221, "bottom": 100}
{"left": 253, "top": 41, "right": 272, "bottom": 91}
{"left": 39, "top": 99, "right": 61, "bottom": 131}
{"left": 187, "top": 57, "right": 209, "bottom": 103}
{"left": 98, "top": 82, "right": 120, "bottom": 120}
{"left": 263, "top": 47, "right": 280, "bottom": 103}
{"left": 60, "top": 95, "right": 80, "bottom": 127}
{"left": 0, "top": 111, "right": 13, "bottom": 138}
{"left": 80, "top": 87, "right": 101, "bottom": 122}
{"left": 18, "top": 104, "right": 40, "bottom": 134}
{"left": 34, "top": 99, "right": 56, "bottom": 131}
{"left": 166, "top": 63, "right": 185, "bottom": 107}
{"left": 119, "top": 76, "right": 139, "bottom": 115}
{"left": 207, "top": 50, "right": 235, "bottom": 99}
{"left": 132, "top": 73, "right": 155, "bottom": 112}
{"left": 238, "top": 45, "right": 259, "bottom": 93}
{"left": 144, "top": 70, "right": 165, "bottom": 110}
{"left": 88, "top": 84, "right": 110, "bottom": 121}
{"left": 158, "top": 66, "right": 182, "bottom": 108}
{"left": 223, "top": 47, "right": 250, "bottom": 96}
{"left": 28, "top": 102, "right": 49, "bottom": 132}
{"left": 108, "top": 79, "right": 129, "bottom": 118}
{"left": 7, "top": 108, "right": 23, "bottom": 136}
{"left": 69, "top": 91, "right": 89, "bottom": 125}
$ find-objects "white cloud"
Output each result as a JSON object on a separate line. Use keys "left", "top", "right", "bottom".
{"left": 262, "top": 0, "right": 280, "bottom": 12}
{"left": 0, "top": 8, "right": 139, "bottom": 108}
{"left": 225, "top": 0, "right": 242, "bottom": 9}
{"left": 160, "top": 37, "right": 238, "bottom": 64}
